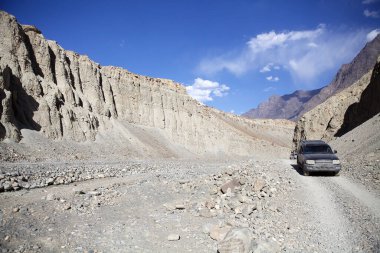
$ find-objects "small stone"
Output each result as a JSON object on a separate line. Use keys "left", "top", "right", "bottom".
{"left": 210, "top": 226, "right": 231, "bottom": 241}
{"left": 239, "top": 177, "right": 247, "bottom": 185}
{"left": 46, "top": 178, "right": 55, "bottom": 185}
{"left": 175, "top": 204, "right": 185, "bottom": 210}
{"left": 63, "top": 204, "right": 71, "bottom": 210}
{"left": 202, "top": 223, "right": 214, "bottom": 234}
{"left": 167, "top": 234, "right": 180, "bottom": 241}
{"left": 205, "top": 200, "right": 215, "bottom": 209}
{"left": 4, "top": 235, "right": 10, "bottom": 241}
{"left": 217, "top": 228, "right": 255, "bottom": 253}
{"left": 2, "top": 182, "right": 11, "bottom": 191}
{"left": 46, "top": 194, "right": 56, "bottom": 201}
{"left": 221, "top": 179, "right": 240, "bottom": 194}
{"left": 237, "top": 194, "right": 249, "bottom": 203}
{"left": 209, "top": 186, "right": 219, "bottom": 195}
{"left": 55, "top": 177, "right": 65, "bottom": 184}
{"left": 254, "top": 239, "right": 281, "bottom": 253}
{"left": 163, "top": 203, "right": 176, "bottom": 211}
{"left": 243, "top": 204, "right": 257, "bottom": 216}
{"left": 87, "top": 191, "right": 101, "bottom": 196}
{"left": 253, "top": 178, "right": 266, "bottom": 192}
{"left": 12, "top": 207, "right": 20, "bottom": 213}
{"left": 19, "top": 182, "right": 30, "bottom": 189}
{"left": 225, "top": 169, "right": 233, "bottom": 176}
{"left": 234, "top": 205, "right": 244, "bottom": 214}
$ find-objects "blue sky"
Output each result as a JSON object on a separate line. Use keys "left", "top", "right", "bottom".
{"left": 1, "top": 0, "right": 379, "bottom": 114}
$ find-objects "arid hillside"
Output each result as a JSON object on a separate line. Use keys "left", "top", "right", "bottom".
{"left": 292, "top": 56, "right": 380, "bottom": 150}
{"left": 0, "top": 11, "right": 294, "bottom": 160}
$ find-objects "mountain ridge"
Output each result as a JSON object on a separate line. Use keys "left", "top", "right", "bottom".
{"left": 243, "top": 34, "right": 380, "bottom": 121}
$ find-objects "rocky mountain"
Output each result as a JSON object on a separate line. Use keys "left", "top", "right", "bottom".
{"left": 292, "top": 56, "right": 380, "bottom": 150}
{"left": 243, "top": 34, "right": 380, "bottom": 121}
{"left": 0, "top": 11, "right": 294, "bottom": 159}
{"left": 242, "top": 89, "right": 321, "bottom": 120}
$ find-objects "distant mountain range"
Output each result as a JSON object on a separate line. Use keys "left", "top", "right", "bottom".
{"left": 243, "top": 34, "right": 380, "bottom": 121}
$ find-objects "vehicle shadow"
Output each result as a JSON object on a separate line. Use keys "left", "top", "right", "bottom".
{"left": 290, "top": 162, "right": 304, "bottom": 175}
{"left": 290, "top": 161, "right": 337, "bottom": 177}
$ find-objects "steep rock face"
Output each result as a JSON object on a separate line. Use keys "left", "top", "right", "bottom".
{"left": 0, "top": 11, "right": 294, "bottom": 157}
{"left": 244, "top": 35, "right": 380, "bottom": 121}
{"left": 335, "top": 57, "right": 380, "bottom": 136}
{"left": 292, "top": 57, "right": 380, "bottom": 149}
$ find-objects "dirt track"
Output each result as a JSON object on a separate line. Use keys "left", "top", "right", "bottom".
{"left": 1, "top": 159, "right": 379, "bottom": 252}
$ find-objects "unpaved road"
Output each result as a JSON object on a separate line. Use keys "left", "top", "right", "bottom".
{"left": 0, "top": 159, "right": 379, "bottom": 252}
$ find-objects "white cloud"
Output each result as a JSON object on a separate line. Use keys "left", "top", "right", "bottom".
{"left": 260, "top": 63, "right": 272, "bottom": 73}
{"left": 263, "top": 86, "right": 276, "bottom": 92}
{"left": 367, "top": 29, "right": 380, "bottom": 41}
{"left": 266, "top": 76, "right": 280, "bottom": 82}
{"left": 259, "top": 63, "right": 280, "bottom": 73}
{"left": 362, "top": 0, "right": 379, "bottom": 4}
{"left": 364, "top": 9, "right": 379, "bottom": 18}
{"left": 186, "top": 78, "right": 230, "bottom": 102}
{"left": 247, "top": 25, "right": 324, "bottom": 53}
{"left": 198, "top": 25, "right": 368, "bottom": 85}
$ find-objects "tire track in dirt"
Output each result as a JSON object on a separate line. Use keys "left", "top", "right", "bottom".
{"left": 329, "top": 176, "right": 380, "bottom": 219}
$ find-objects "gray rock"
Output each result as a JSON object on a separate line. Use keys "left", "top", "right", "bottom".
{"left": 202, "top": 223, "right": 214, "bottom": 234}
{"left": 46, "top": 194, "right": 56, "bottom": 201}
{"left": 63, "top": 204, "right": 71, "bottom": 210}
{"left": 221, "top": 179, "right": 240, "bottom": 194}
{"left": 217, "top": 228, "right": 256, "bottom": 253}
{"left": 253, "top": 240, "right": 281, "bottom": 253}
{"left": 210, "top": 226, "right": 231, "bottom": 241}
{"left": 46, "top": 177, "right": 55, "bottom": 185}
{"left": 3, "top": 182, "right": 11, "bottom": 191}
{"left": 87, "top": 191, "right": 101, "bottom": 196}
{"left": 167, "top": 234, "right": 180, "bottom": 241}
{"left": 253, "top": 178, "right": 266, "bottom": 192}
{"left": 175, "top": 204, "right": 185, "bottom": 210}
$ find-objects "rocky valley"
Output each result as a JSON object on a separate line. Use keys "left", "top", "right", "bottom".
{"left": 0, "top": 10, "right": 380, "bottom": 253}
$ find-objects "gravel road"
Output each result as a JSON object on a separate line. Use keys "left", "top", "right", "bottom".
{"left": 0, "top": 159, "right": 379, "bottom": 252}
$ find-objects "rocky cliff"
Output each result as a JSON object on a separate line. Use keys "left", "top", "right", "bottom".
{"left": 243, "top": 34, "right": 380, "bottom": 121}
{"left": 292, "top": 56, "right": 380, "bottom": 149}
{"left": 0, "top": 11, "right": 294, "bottom": 159}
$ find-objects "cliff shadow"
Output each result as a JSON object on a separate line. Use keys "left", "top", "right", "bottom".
{"left": 3, "top": 66, "right": 41, "bottom": 134}
{"left": 335, "top": 61, "right": 380, "bottom": 137}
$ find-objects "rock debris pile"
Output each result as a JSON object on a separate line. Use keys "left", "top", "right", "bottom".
{"left": 163, "top": 161, "right": 295, "bottom": 252}
{"left": 0, "top": 162, "right": 149, "bottom": 192}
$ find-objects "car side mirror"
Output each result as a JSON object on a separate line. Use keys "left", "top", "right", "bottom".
{"left": 334, "top": 150, "right": 337, "bottom": 154}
